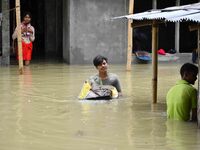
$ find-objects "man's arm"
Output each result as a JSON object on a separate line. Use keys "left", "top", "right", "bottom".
{"left": 190, "top": 88, "right": 197, "bottom": 121}
{"left": 113, "top": 76, "right": 122, "bottom": 94}
{"left": 191, "top": 108, "right": 197, "bottom": 121}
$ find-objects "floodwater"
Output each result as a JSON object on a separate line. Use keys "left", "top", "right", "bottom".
{"left": 0, "top": 62, "right": 200, "bottom": 150}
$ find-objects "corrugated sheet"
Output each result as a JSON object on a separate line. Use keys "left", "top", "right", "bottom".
{"left": 113, "top": 2, "right": 200, "bottom": 23}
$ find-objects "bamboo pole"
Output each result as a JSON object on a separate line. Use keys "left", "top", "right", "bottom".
{"left": 152, "top": 21, "right": 158, "bottom": 104}
{"left": 15, "top": 0, "right": 23, "bottom": 74}
{"left": 126, "top": 0, "right": 134, "bottom": 71}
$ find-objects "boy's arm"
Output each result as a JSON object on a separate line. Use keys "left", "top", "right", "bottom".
{"left": 191, "top": 89, "right": 197, "bottom": 121}
{"left": 29, "top": 26, "right": 35, "bottom": 42}
{"left": 114, "top": 77, "right": 122, "bottom": 97}
{"left": 12, "top": 27, "right": 18, "bottom": 40}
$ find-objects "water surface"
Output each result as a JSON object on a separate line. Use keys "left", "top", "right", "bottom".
{"left": 0, "top": 62, "right": 200, "bottom": 150}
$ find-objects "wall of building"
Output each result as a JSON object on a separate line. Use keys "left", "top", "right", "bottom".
{"left": 63, "top": 0, "right": 127, "bottom": 64}
{"left": 3, "top": 0, "right": 197, "bottom": 65}
{"left": 1, "top": 0, "right": 10, "bottom": 65}
{"left": 63, "top": 0, "right": 70, "bottom": 64}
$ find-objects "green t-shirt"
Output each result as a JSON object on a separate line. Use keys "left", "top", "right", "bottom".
{"left": 166, "top": 80, "right": 197, "bottom": 121}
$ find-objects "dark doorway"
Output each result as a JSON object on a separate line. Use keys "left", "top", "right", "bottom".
{"left": 10, "top": 0, "right": 63, "bottom": 61}
{"left": 180, "top": 0, "right": 198, "bottom": 53}
{"left": 133, "top": 0, "right": 152, "bottom": 52}
{"left": 180, "top": 22, "right": 197, "bottom": 53}
{"left": 10, "top": 0, "right": 45, "bottom": 59}
{"left": 157, "top": 0, "right": 175, "bottom": 53}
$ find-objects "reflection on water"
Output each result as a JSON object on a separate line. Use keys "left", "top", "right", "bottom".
{"left": 166, "top": 120, "right": 200, "bottom": 150}
{"left": 0, "top": 63, "right": 200, "bottom": 150}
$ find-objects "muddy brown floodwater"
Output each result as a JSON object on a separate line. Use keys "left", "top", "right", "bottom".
{"left": 0, "top": 62, "right": 200, "bottom": 150}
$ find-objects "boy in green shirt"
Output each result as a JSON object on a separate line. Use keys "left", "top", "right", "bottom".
{"left": 166, "top": 63, "right": 198, "bottom": 121}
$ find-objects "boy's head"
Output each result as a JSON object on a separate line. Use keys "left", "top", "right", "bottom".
{"left": 180, "top": 63, "right": 198, "bottom": 84}
{"left": 93, "top": 55, "right": 108, "bottom": 68}
{"left": 22, "top": 11, "right": 32, "bottom": 24}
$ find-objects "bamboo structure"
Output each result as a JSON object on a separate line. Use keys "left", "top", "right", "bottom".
{"left": 126, "top": 0, "right": 134, "bottom": 71}
{"left": 15, "top": 0, "right": 23, "bottom": 74}
{"left": 131, "top": 20, "right": 159, "bottom": 103}
{"left": 152, "top": 21, "right": 158, "bottom": 104}
{"left": 127, "top": 0, "right": 158, "bottom": 103}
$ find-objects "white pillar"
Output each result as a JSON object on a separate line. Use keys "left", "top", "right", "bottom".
{"left": 175, "top": 0, "right": 180, "bottom": 53}
{"left": 152, "top": 0, "right": 157, "bottom": 9}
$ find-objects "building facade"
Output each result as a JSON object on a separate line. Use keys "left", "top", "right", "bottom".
{"left": 0, "top": 0, "right": 199, "bottom": 65}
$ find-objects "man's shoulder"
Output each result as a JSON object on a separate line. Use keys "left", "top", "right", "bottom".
{"left": 108, "top": 73, "right": 118, "bottom": 78}
{"left": 30, "top": 25, "right": 35, "bottom": 30}
{"left": 89, "top": 74, "right": 99, "bottom": 80}
{"left": 175, "top": 80, "right": 194, "bottom": 88}
{"left": 27, "top": 23, "right": 35, "bottom": 30}
{"left": 178, "top": 81, "right": 196, "bottom": 91}
{"left": 168, "top": 81, "right": 196, "bottom": 96}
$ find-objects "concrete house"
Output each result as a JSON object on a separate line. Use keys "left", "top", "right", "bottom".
{"left": 0, "top": 0, "right": 198, "bottom": 65}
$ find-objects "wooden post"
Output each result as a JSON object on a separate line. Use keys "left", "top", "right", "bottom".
{"left": 126, "top": 0, "right": 134, "bottom": 71}
{"left": 198, "top": 27, "right": 200, "bottom": 127}
{"left": 15, "top": 0, "right": 23, "bottom": 74}
{"left": 152, "top": 21, "right": 158, "bottom": 104}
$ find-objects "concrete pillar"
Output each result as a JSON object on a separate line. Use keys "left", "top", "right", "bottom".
{"left": 175, "top": 0, "right": 180, "bottom": 53}
{"left": 63, "top": 0, "right": 127, "bottom": 64}
{"left": 1, "top": 0, "right": 10, "bottom": 65}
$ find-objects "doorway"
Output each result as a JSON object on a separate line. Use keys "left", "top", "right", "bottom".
{"left": 10, "top": 0, "right": 63, "bottom": 61}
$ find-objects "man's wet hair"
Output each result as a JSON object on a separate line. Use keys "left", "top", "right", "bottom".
{"left": 93, "top": 55, "right": 108, "bottom": 68}
{"left": 180, "top": 63, "right": 198, "bottom": 77}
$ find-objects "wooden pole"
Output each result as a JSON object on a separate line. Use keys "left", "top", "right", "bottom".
{"left": 15, "top": 0, "right": 23, "bottom": 74}
{"left": 126, "top": 0, "right": 134, "bottom": 71}
{"left": 152, "top": 21, "right": 158, "bottom": 104}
